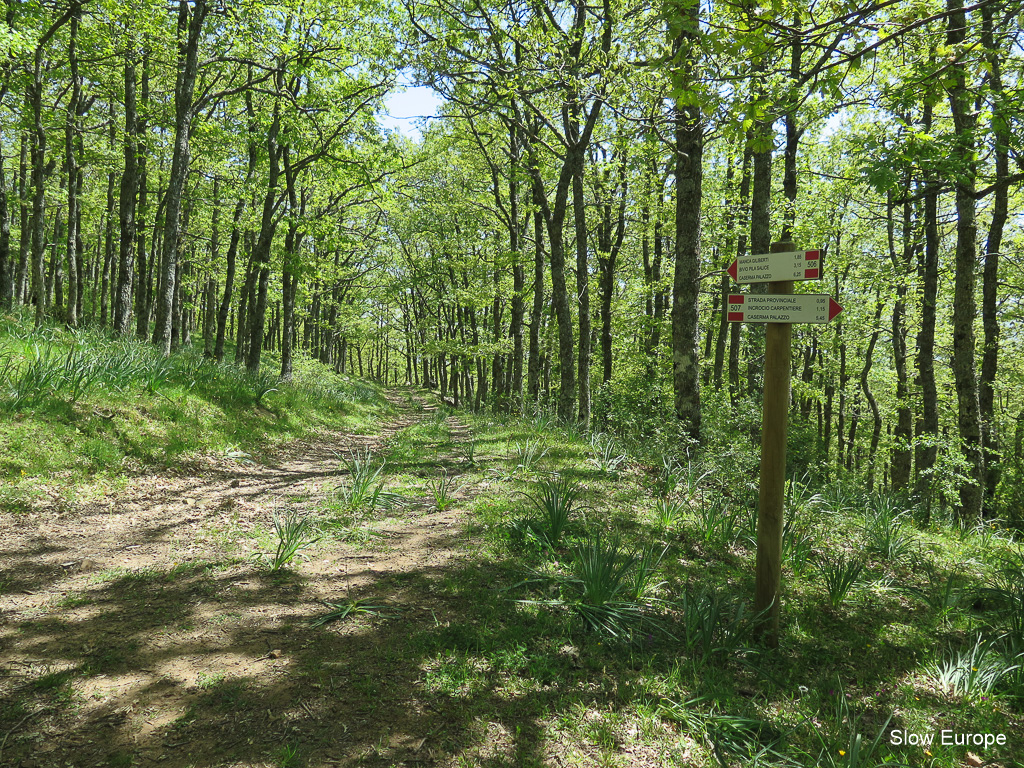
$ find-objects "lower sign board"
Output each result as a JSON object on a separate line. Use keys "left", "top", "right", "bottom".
{"left": 727, "top": 294, "right": 843, "bottom": 324}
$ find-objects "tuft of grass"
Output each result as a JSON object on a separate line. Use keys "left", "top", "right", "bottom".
{"left": 264, "top": 511, "right": 319, "bottom": 572}
{"left": 861, "top": 495, "right": 915, "bottom": 561}
{"left": 511, "top": 438, "right": 548, "bottom": 473}
{"left": 926, "top": 634, "right": 1020, "bottom": 699}
{"left": 310, "top": 598, "right": 396, "bottom": 627}
{"left": 519, "top": 475, "right": 586, "bottom": 549}
{"left": 588, "top": 432, "right": 626, "bottom": 475}
{"left": 691, "top": 498, "right": 741, "bottom": 547}
{"left": 332, "top": 448, "right": 402, "bottom": 513}
{"left": 813, "top": 552, "right": 866, "bottom": 608}
{"left": 654, "top": 498, "right": 687, "bottom": 531}
{"left": 428, "top": 469, "right": 458, "bottom": 511}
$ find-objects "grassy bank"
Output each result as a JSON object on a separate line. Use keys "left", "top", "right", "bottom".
{"left": 0, "top": 312, "right": 388, "bottom": 513}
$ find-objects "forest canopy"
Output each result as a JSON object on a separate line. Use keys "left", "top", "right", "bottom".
{"left": 1, "top": 0, "right": 1022, "bottom": 522}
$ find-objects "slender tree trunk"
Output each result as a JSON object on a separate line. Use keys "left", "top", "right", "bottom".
{"left": 862, "top": 296, "right": 885, "bottom": 490}
{"left": 572, "top": 160, "right": 591, "bottom": 427}
{"left": 29, "top": 56, "right": 48, "bottom": 326}
{"left": 527, "top": 206, "right": 544, "bottom": 403}
{"left": 979, "top": 3, "right": 1007, "bottom": 511}
{"left": 945, "top": 0, "right": 984, "bottom": 517}
{"left": 246, "top": 99, "right": 282, "bottom": 374}
{"left": 0, "top": 142, "right": 10, "bottom": 309}
{"left": 914, "top": 103, "right": 940, "bottom": 501}
{"left": 16, "top": 133, "right": 30, "bottom": 305}
{"left": 153, "top": 0, "right": 209, "bottom": 355}
{"left": 114, "top": 56, "right": 138, "bottom": 335}
{"left": 888, "top": 190, "right": 913, "bottom": 490}
{"left": 63, "top": 7, "right": 82, "bottom": 328}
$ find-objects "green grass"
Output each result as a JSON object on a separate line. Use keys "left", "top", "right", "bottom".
{"left": 0, "top": 314, "right": 387, "bottom": 511}
{"left": 4, "top": 316, "right": 1024, "bottom": 767}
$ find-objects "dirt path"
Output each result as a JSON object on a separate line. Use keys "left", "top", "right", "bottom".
{"left": 0, "top": 392, "right": 497, "bottom": 768}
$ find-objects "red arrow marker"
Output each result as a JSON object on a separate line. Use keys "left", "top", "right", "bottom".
{"left": 727, "top": 260, "right": 738, "bottom": 281}
{"left": 827, "top": 297, "right": 843, "bottom": 321}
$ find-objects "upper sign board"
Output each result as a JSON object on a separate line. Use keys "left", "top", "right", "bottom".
{"left": 727, "top": 250, "right": 821, "bottom": 283}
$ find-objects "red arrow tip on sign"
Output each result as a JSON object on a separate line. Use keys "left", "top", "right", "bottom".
{"left": 829, "top": 298, "right": 843, "bottom": 321}
{"left": 727, "top": 260, "right": 738, "bottom": 281}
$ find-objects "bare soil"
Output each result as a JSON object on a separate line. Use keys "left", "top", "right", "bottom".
{"left": 0, "top": 394, "right": 520, "bottom": 768}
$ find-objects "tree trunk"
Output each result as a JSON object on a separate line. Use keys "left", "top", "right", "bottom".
{"left": 153, "top": 0, "right": 209, "bottom": 355}
{"left": 979, "top": 3, "right": 1007, "bottom": 511}
{"left": 114, "top": 55, "right": 138, "bottom": 335}
{"left": 888, "top": 191, "right": 912, "bottom": 490}
{"left": 63, "top": 6, "right": 82, "bottom": 328}
{"left": 671, "top": 8, "right": 703, "bottom": 441}
{"left": 526, "top": 206, "right": 544, "bottom": 403}
{"left": 945, "top": 0, "right": 984, "bottom": 518}
{"left": 914, "top": 101, "right": 940, "bottom": 501}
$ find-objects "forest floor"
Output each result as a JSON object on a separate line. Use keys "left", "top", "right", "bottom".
{"left": 3, "top": 380, "right": 1023, "bottom": 768}
{"left": 0, "top": 392, "right": 544, "bottom": 768}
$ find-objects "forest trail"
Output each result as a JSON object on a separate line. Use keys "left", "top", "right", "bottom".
{"left": 0, "top": 390, "right": 493, "bottom": 768}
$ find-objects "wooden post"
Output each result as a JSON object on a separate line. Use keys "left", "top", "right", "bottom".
{"left": 754, "top": 240, "right": 795, "bottom": 647}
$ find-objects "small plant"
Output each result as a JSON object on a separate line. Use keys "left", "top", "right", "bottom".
{"left": 861, "top": 499, "right": 915, "bottom": 561}
{"left": 428, "top": 469, "right": 457, "bottom": 511}
{"left": 926, "top": 634, "right": 1020, "bottom": 699}
{"left": 310, "top": 598, "right": 395, "bottom": 627}
{"left": 245, "top": 368, "right": 280, "bottom": 407}
{"left": 265, "top": 511, "right": 319, "bottom": 572}
{"left": 691, "top": 498, "right": 741, "bottom": 546}
{"left": 655, "top": 455, "right": 684, "bottom": 497}
{"left": 569, "top": 533, "right": 646, "bottom": 636}
{"left": 783, "top": 522, "right": 815, "bottom": 576}
{"left": 813, "top": 552, "right": 866, "bottom": 608}
{"left": 677, "top": 586, "right": 762, "bottom": 658}
{"left": 977, "top": 547, "right": 1024, "bottom": 640}
{"left": 512, "top": 438, "right": 548, "bottom": 473}
{"left": 809, "top": 683, "right": 894, "bottom": 768}
{"left": 277, "top": 743, "right": 300, "bottom": 768}
{"left": 784, "top": 472, "right": 823, "bottom": 517}
{"left": 334, "top": 448, "right": 402, "bottom": 512}
{"left": 520, "top": 475, "right": 585, "bottom": 549}
{"left": 654, "top": 498, "right": 686, "bottom": 531}
{"left": 588, "top": 432, "right": 626, "bottom": 475}
{"left": 516, "top": 533, "right": 667, "bottom": 639}
{"left": 465, "top": 436, "right": 476, "bottom": 464}
{"left": 899, "top": 560, "right": 965, "bottom": 620}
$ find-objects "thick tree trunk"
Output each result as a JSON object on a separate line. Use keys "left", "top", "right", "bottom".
{"left": 671, "top": 38, "right": 703, "bottom": 441}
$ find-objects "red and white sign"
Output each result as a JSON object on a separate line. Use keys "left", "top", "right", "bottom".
{"left": 727, "top": 250, "right": 821, "bottom": 283}
{"left": 726, "top": 293, "right": 843, "bottom": 324}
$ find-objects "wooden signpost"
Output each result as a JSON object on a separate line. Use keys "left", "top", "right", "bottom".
{"left": 726, "top": 241, "right": 842, "bottom": 647}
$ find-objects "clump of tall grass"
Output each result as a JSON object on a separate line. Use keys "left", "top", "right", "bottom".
{"left": 518, "top": 475, "right": 586, "bottom": 549}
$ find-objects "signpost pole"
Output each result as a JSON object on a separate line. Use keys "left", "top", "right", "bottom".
{"left": 754, "top": 240, "right": 794, "bottom": 648}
